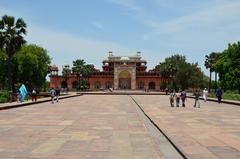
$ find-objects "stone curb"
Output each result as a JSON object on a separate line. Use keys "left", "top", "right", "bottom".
{"left": 187, "top": 96, "right": 240, "bottom": 106}
{"left": 79, "top": 92, "right": 166, "bottom": 95}
{"left": 0, "top": 94, "right": 82, "bottom": 111}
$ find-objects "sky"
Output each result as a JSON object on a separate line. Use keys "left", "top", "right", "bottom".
{"left": 1, "top": 0, "right": 240, "bottom": 75}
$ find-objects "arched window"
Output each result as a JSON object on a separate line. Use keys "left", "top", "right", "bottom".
{"left": 72, "top": 81, "right": 78, "bottom": 90}
{"left": 94, "top": 81, "right": 101, "bottom": 89}
{"left": 149, "top": 82, "right": 156, "bottom": 90}
{"left": 138, "top": 81, "right": 144, "bottom": 90}
{"left": 61, "top": 81, "right": 68, "bottom": 88}
{"left": 119, "top": 70, "right": 131, "bottom": 89}
{"left": 105, "top": 81, "right": 112, "bottom": 89}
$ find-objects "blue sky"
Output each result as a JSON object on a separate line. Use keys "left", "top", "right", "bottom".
{"left": 1, "top": 0, "right": 240, "bottom": 75}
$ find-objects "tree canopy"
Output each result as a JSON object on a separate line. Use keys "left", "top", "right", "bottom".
{"left": 214, "top": 42, "right": 240, "bottom": 93}
{"left": 71, "top": 59, "right": 94, "bottom": 90}
{"left": 159, "top": 54, "right": 206, "bottom": 90}
{"left": 0, "top": 15, "right": 27, "bottom": 92}
{"left": 15, "top": 44, "right": 51, "bottom": 90}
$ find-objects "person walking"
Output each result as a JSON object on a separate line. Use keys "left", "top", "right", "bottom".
{"left": 203, "top": 88, "right": 208, "bottom": 102}
{"left": 193, "top": 89, "right": 200, "bottom": 108}
{"left": 55, "top": 87, "right": 60, "bottom": 102}
{"left": 17, "top": 90, "right": 22, "bottom": 103}
{"left": 175, "top": 90, "right": 180, "bottom": 107}
{"left": 165, "top": 88, "right": 169, "bottom": 95}
{"left": 50, "top": 88, "right": 56, "bottom": 104}
{"left": 31, "top": 88, "right": 37, "bottom": 102}
{"left": 169, "top": 90, "right": 175, "bottom": 107}
{"left": 216, "top": 87, "right": 223, "bottom": 104}
{"left": 180, "top": 89, "right": 187, "bottom": 107}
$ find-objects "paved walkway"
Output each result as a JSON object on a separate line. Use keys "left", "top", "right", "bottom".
{"left": 0, "top": 95, "right": 166, "bottom": 159}
{"left": 132, "top": 95, "right": 240, "bottom": 159}
{"left": 0, "top": 94, "right": 239, "bottom": 159}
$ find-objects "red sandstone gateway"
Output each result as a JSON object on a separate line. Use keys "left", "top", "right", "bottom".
{"left": 50, "top": 52, "right": 167, "bottom": 91}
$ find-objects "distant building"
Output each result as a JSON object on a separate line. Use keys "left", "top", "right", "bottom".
{"left": 50, "top": 52, "right": 167, "bottom": 91}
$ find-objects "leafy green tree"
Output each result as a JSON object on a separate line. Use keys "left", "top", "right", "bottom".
{"left": 0, "top": 50, "right": 7, "bottom": 89}
{"left": 15, "top": 44, "right": 51, "bottom": 90}
{"left": 72, "top": 59, "right": 94, "bottom": 91}
{"left": 159, "top": 54, "right": 203, "bottom": 90}
{"left": 72, "top": 59, "right": 86, "bottom": 91}
{"left": 0, "top": 15, "right": 27, "bottom": 92}
{"left": 62, "top": 65, "right": 71, "bottom": 88}
{"left": 215, "top": 42, "right": 240, "bottom": 93}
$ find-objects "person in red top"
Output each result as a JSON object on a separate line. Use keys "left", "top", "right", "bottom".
{"left": 31, "top": 88, "right": 37, "bottom": 102}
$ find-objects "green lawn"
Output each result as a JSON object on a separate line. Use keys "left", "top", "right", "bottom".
{"left": 209, "top": 91, "right": 240, "bottom": 101}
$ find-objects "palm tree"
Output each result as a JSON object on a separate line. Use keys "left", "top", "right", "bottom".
{"left": 0, "top": 15, "right": 27, "bottom": 93}
{"left": 62, "top": 65, "right": 71, "bottom": 88}
{"left": 72, "top": 59, "right": 86, "bottom": 91}
{"left": 205, "top": 54, "right": 214, "bottom": 92}
{"left": 212, "top": 52, "right": 222, "bottom": 90}
{"left": 205, "top": 52, "right": 222, "bottom": 92}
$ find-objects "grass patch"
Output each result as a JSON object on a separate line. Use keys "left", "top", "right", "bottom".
{"left": 209, "top": 91, "right": 240, "bottom": 101}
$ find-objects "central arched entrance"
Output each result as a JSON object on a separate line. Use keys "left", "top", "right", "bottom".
{"left": 119, "top": 70, "right": 131, "bottom": 89}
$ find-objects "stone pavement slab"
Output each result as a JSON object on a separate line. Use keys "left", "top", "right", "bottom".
{"left": 132, "top": 95, "right": 240, "bottom": 159}
{"left": 0, "top": 95, "right": 165, "bottom": 159}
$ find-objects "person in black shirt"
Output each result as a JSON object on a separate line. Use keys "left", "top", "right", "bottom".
{"left": 193, "top": 89, "right": 200, "bottom": 108}
{"left": 55, "top": 87, "right": 60, "bottom": 102}
{"left": 216, "top": 87, "right": 223, "bottom": 104}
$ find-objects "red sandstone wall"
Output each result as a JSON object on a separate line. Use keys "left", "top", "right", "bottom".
{"left": 50, "top": 75, "right": 162, "bottom": 91}
{"left": 136, "top": 77, "right": 161, "bottom": 91}
{"left": 50, "top": 76, "right": 64, "bottom": 89}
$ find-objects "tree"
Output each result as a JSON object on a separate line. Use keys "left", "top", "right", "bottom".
{"left": 0, "top": 50, "right": 7, "bottom": 89}
{"left": 72, "top": 59, "right": 94, "bottom": 91}
{"left": 159, "top": 54, "right": 203, "bottom": 90}
{"left": 72, "top": 59, "right": 86, "bottom": 91}
{"left": 62, "top": 65, "right": 71, "bottom": 88}
{"left": 0, "top": 15, "right": 27, "bottom": 93}
{"left": 215, "top": 42, "right": 240, "bottom": 93}
{"left": 15, "top": 44, "right": 51, "bottom": 90}
{"left": 205, "top": 54, "right": 213, "bottom": 92}
{"left": 205, "top": 52, "right": 222, "bottom": 92}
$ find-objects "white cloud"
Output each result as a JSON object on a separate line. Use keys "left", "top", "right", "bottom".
{"left": 144, "top": 1, "right": 240, "bottom": 39}
{"left": 26, "top": 25, "right": 137, "bottom": 70}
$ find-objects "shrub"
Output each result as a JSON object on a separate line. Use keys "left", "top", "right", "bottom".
{"left": 0, "top": 90, "right": 10, "bottom": 103}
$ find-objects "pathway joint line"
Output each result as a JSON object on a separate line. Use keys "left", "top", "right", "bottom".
{"left": 129, "top": 95, "right": 188, "bottom": 159}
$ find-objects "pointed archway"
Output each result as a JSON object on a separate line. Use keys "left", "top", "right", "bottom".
{"left": 118, "top": 70, "right": 131, "bottom": 89}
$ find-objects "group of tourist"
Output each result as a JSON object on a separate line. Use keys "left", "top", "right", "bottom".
{"left": 169, "top": 89, "right": 187, "bottom": 107}
{"left": 169, "top": 87, "right": 223, "bottom": 108}
{"left": 17, "top": 88, "right": 37, "bottom": 102}
{"left": 17, "top": 87, "right": 62, "bottom": 104}
{"left": 50, "top": 87, "right": 60, "bottom": 104}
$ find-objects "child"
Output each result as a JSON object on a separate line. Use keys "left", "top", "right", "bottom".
{"left": 17, "top": 90, "right": 22, "bottom": 102}
{"left": 175, "top": 90, "right": 180, "bottom": 107}
{"left": 169, "top": 90, "right": 175, "bottom": 107}
{"left": 31, "top": 88, "right": 37, "bottom": 102}
{"left": 50, "top": 88, "right": 56, "bottom": 104}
